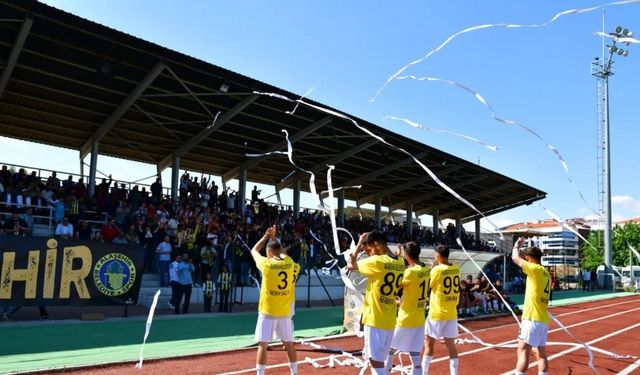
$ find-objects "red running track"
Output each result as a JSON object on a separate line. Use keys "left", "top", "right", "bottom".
{"left": 39, "top": 295, "right": 640, "bottom": 375}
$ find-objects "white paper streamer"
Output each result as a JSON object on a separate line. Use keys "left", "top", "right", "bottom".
{"left": 205, "top": 111, "right": 222, "bottom": 130}
{"left": 456, "top": 237, "right": 521, "bottom": 327}
{"left": 549, "top": 312, "right": 599, "bottom": 374}
{"left": 396, "top": 74, "right": 598, "bottom": 217}
{"left": 135, "top": 289, "right": 161, "bottom": 369}
{"left": 370, "top": 0, "right": 640, "bottom": 102}
{"left": 541, "top": 206, "right": 625, "bottom": 279}
{"left": 594, "top": 31, "right": 640, "bottom": 44}
{"left": 384, "top": 115, "right": 498, "bottom": 151}
{"left": 287, "top": 84, "right": 319, "bottom": 115}
{"left": 252, "top": 91, "right": 506, "bottom": 237}
{"left": 320, "top": 185, "right": 363, "bottom": 195}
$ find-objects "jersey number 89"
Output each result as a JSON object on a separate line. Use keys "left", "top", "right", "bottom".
{"left": 380, "top": 272, "right": 403, "bottom": 296}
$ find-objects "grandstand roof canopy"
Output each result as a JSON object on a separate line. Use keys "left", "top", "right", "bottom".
{"left": 0, "top": 0, "right": 545, "bottom": 221}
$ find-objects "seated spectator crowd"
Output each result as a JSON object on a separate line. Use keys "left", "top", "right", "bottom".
{"left": 0, "top": 165, "right": 502, "bottom": 293}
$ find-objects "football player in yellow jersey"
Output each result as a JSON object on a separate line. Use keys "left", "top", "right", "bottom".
{"left": 388, "top": 242, "right": 429, "bottom": 375}
{"left": 423, "top": 245, "right": 460, "bottom": 375}
{"left": 251, "top": 225, "right": 298, "bottom": 375}
{"left": 511, "top": 238, "right": 550, "bottom": 375}
{"left": 348, "top": 231, "right": 405, "bottom": 375}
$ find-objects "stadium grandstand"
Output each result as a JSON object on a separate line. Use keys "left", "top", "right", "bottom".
{"left": 0, "top": 0, "right": 546, "bottom": 301}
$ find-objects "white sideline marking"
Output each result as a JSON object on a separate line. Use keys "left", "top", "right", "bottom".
{"left": 499, "top": 321, "right": 640, "bottom": 374}
{"left": 467, "top": 297, "right": 640, "bottom": 336}
{"left": 430, "top": 304, "right": 640, "bottom": 364}
{"left": 220, "top": 302, "right": 640, "bottom": 374}
{"left": 618, "top": 358, "right": 640, "bottom": 375}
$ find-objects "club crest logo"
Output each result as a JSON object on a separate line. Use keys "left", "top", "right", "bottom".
{"left": 93, "top": 253, "right": 136, "bottom": 296}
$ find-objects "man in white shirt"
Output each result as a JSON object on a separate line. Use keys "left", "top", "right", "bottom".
{"left": 55, "top": 217, "right": 74, "bottom": 239}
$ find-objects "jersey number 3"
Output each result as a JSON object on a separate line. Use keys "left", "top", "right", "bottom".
{"left": 277, "top": 271, "right": 288, "bottom": 290}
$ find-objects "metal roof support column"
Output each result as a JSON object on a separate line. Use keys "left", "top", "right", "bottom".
{"left": 433, "top": 209, "right": 440, "bottom": 241}
{"left": 0, "top": 16, "right": 32, "bottom": 100}
{"left": 374, "top": 197, "right": 382, "bottom": 230}
{"left": 455, "top": 215, "right": 462, "bottom": 238}
{"left": 171, "top": 155, "right": 180, "bottom": 204}
{"left": 238, "top": 168, "right": 247, "bottom": 216}
{"left": 337, "top": 190, "right": 345, "bottom": 227}
{"left": 406, "top": 203, "right": 413, "bottom": 237}
{"left": 293, "top": 180, "right": 301, "bottom": 219}
{"left": 87, "top": 139, "right": 99, "bottom": 200}
{"left": 475, "top": 218, "right": 481, "bottom": 246}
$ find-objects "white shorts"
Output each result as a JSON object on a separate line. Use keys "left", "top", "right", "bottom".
{"left": 391, "top": 326, "right": 424, "bottom": 353}
{"left": 425, "top": 318, "right": 458, "bottom": 339}
{"left": 254, "top": 313, "right": 293, "bottom": 343}
{"left": 518, "top": 319, "right": 548, "bottom": 347}
{"left": 363, "top": 325, "right": 394, "bottom": 362}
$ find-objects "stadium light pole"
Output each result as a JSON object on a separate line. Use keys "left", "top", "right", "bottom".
{"left": 592, "top": 25, "right": 633, "bottom": 290}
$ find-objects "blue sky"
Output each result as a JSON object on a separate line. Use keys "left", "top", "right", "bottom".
{"left": 2, "top": 0, "right": 639, "bottom": 230}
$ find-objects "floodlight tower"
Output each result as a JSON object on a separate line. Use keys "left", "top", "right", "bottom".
{"left": 591, "top": 25, "right": 633, "bottom": 289}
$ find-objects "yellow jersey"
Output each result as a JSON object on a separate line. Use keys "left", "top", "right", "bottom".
{"left": 358, "top": 254, "right": 406, "bottom": 330}
{"left": 428, "top": 263, "right": 460, "bottom": 321}
{"left": 521, "top": 261, "right": 550, "bottom": 324}
{"left": 397, "top": 264, "right": 430, "bottom": 328}
{"left": 290, "top": 262, "right": 301, "bottom": 311}
{"left": 255, "top": 255, "right": 297, "bottom": 317}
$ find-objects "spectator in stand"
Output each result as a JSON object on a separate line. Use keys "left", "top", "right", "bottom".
{"left": 46, "top": 171, "right": 60, "bottom": 189}
{"left": 150, "top": 178, "right": 162, "bottom": 203}
{"left": 218, "top": 264, "right": 232, "bottom": 313}
{"left": 3, "top": 209, "right": 29, "bottom": 236}
{"left": 125, "top": 224, "right": 139, "bottom": 245}
{"left": 155, "top": 235, "right": 172, "bottom": 286}
{"left": 16, "top": 189, "right": 31, "bottom": 208}
{"left": 200, "top": 240, "right": 217, "bottom": 284}
{"left": 175, "top": 253, "right": 195, "bottom": 314}
{"left": 203, "top": 272, "right": 214, "bottom": 313}
{"left": 55, "top": 217, "right": 74, "bottom": 239}
{"left": 76, "top": 220, "right": 92, "bottom": 240}
{"left": 101, "top": 219, "right": 120, "bottom": 243}
{"left": 49, "top": 195, "right": 65, "bottom": 224}
{"left": 20, "top": 207, "right": 34, "bottom": 235}
{"left": 75, "top": 177, "right": 86, "bottom": 201}
{"left": 112, "top": 232, "right": 128, "bottom": 245}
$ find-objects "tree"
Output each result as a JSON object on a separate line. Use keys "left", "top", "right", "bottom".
{"left": 580, "top": 222, "right": 640, "bottom": 270}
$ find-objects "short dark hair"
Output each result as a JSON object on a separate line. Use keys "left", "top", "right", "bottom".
{"left": 525, "top": 246, "right": 543, "bottom": 261}
{"left": 267, "top": 240, "right": 283, "bottom": 251}
{"left": 400, "top": 241, "right": 421, "bottom": 260}
{"left": 435, "top": 245, "right": 450, "bottom": 258}
{"left": 362, "top": 231, "right": 387, "bottom": 246}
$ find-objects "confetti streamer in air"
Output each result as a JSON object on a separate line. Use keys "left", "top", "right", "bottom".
{"left": 370, "top": 0, "right": 640, "bottom": 102}
{"left": 205, "top": 111, "right": 222, "bottom": 130}
{"left": 252, "top": 91, "right": 506, "bottom": 237}
{"left": 396, "top": 74, "right": 598, "bottom": 217}
{"left": 456, "top": 238, "right": 520, "bottom": 327}
{"left": 135, "top": 289, "right": 161, "bottom": 369}
{"left": 384, "top": 115, "right": 498, "bottom": 151}
{"left": 287, "top": 84, "right": 320, "bottom": 115}
{"left": 320, "top": 185, "right": 362, "bottom": 195}
{"left": 595, "top": 31, "right": 640, "bottom": 44}
{"left": 627, "top": 242, "right": 640, "bottom": 264}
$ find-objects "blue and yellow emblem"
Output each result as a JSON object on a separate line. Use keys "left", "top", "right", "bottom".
{"left": 93, "top": 253, "right": 136, "bottom": 296}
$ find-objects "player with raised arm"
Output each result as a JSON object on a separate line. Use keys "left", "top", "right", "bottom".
{"left": 388, "top": 241, "right": 430, "bottom": 374}
{"left": 423, "top": 245, "right": 460, "bottom": 375}
{"left": 348, "top": 231, "right": 405, "bottom": 375}
{"left": 511, "top": 238, "right": 551, "bottom": 375}
{"left": 251, "top": 225, "right": 298, "bottom": 375}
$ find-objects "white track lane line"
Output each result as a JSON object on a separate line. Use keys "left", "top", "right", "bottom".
{"left": 499, "top": 321, "right": 640, "bottom": 375}
{"left": 466, "top": 297, "right": 640, "bottom": 336}
{"left": 220, "top": 303, "right": 640, "bottom": 374}
{"left": 618, "top": 358, "right": 640, "bottom": 375}
{"left": 430, "top": 304, "right": 640, "bottom": 364}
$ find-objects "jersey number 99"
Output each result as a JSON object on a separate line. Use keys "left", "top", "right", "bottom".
{"left": 442, "top": 275, "right": 460, "bottom": 295}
